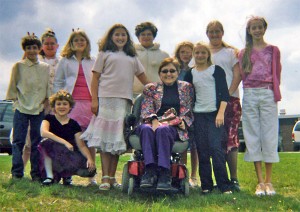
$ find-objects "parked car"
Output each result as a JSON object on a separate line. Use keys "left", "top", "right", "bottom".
{"left": 292, "top": 121, "right": 300, "bottom": 151}
{"left": 0, "top": 100, "right": 14, "bottom": 155}
{"left": 238, "top": 124, "right": 283, "bottom": 152}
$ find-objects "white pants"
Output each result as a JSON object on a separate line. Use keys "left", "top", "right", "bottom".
{"left": 242, "top": 88, "right": 279, "bottom": 163}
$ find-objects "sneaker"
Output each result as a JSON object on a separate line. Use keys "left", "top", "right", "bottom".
{"left": 255, "top": 183, "right": 266, "bottom": 196}
{"left": 76, "top": 168, "right": 96, "bottom": 177}
{"left": 140, "top": 172, "right": 155, "bottom": 188}
{"left": 231, "top": 179, "right": 240, "bottom": 192}
{"left": 63, "top": 177, "right": 72, "bottom": 186}
{"left": 156, "top": 169, "right": 171, "bottom": 190}
{"left": 201, "top": 189, "right": 212, "bottom": 195}
{"left": 265, "top": 183, "right": 276, "bottom": 196}
{"left": 87, "top": 179, "right": 98, "bottom": 186}
{"left": 223, "top": 190, "right": 233, "bottom": 195}
{"left": 32, "top": 176, "right": 42, "bottom": 182}
{"left": 12, "top": 175, "right": 23, "bottom": 180}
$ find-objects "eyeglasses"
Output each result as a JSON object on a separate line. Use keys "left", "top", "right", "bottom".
{"left": 160, "top": 69, "right": 177, "bottom": 74}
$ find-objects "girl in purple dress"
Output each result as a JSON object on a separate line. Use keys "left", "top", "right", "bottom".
{"left": 39, "top": 90, "right": 96, "bottom": 185}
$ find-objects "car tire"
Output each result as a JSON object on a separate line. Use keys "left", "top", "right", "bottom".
{"left": 293, "top": 143, "right": 300, "bottom": 151}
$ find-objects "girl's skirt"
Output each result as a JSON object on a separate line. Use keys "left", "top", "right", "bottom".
{"left": 38, "top": 139, "right": 94, "bottom": 179}
{"left": 80, "top": 97, "right": 131, "bottom": 155}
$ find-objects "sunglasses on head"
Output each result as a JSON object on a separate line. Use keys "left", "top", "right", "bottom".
{"left": 160, "top": 69, "right": 177, "bottom": 74}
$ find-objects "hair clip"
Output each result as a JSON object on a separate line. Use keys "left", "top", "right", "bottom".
{"left": 27, "top": 32, "right": 37, "bottom": 39}
{"left": 72, "top": 28, "right": 80, "bottom": 32}
{"left": 47, "top": 30, "right": 55, "bottom": 35}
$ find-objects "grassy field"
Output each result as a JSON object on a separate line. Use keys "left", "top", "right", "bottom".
{"left": 0, "top": 153, "right": 299, "bottom": 211}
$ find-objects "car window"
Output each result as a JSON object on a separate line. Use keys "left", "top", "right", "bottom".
{"left": 0, "top": 103, "right": 14, "bottom": 122}
{"left": 294, "top": 122, "right": 300, "bottom": 131}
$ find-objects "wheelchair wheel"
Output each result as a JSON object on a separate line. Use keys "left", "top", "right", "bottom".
{"left": 121, "top": 164, "right": 129, "bottom": 193}
{"left": 181, "top": 169, "right": 189, "bottom": 196}
{"left": 128, "top": 177, "right": 134, "bottom": 195}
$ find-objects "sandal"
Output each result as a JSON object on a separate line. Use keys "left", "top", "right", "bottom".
{"left": 255, "top": 183, "right": 266, "bottom": 196}
{"left": 265, "top": 183, "right": 276, "bottom": 196}
{"left": 189, "top": 177, "right": 198, "bottom": 188}
{"left": 99, "top": 176, "right": 111, "bottom": 191}
{"left": 41, "top": 177, "right": 54, "bottom": 186}
{"left": 110, "top": 177, "right": 121, "bottom": 189}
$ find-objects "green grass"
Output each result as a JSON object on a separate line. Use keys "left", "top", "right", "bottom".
{"left": 1, "top": 153, "right": 299, "bottom": 211}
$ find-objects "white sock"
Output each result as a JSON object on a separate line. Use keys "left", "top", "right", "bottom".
{"left": 44, "top": 155, "right": 53, "bottom": 179}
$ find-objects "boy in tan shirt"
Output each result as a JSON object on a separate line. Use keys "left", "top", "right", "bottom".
{"left": 6, "top": 33, "right": 50, "bottom": 181}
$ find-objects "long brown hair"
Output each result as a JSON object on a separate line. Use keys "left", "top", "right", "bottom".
{"left": 98, "top": 24, "right": 136, "bottom": 57}
{"left": 241, "top": 16, "right": 268, "bottom": 74}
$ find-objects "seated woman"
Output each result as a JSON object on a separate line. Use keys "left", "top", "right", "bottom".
{"left": 136, "top": 58, "right": 194, "bottom": 190}
{"left": 39, "top": 90, "right": 96, "bottom": 185}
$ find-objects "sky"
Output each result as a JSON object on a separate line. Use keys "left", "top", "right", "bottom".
{"left": 1, "top": 0, "right": 300, "bottom": 114}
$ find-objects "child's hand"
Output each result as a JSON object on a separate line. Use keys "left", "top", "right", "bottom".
{"left": 87, "top": 159, "right": 96, "bottom": 172}
{"left": 65, "top": 143, "right": 74, "bottom": 151}
{"left": 215, "top": 112, "right": 224, "bottom": 128}
{"left": 91, "top": 99, "right": 99, "bottom": 116}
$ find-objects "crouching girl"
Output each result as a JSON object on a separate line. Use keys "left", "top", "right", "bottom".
{"left": 39, "top": 90, "right": 96, "bottom": 185}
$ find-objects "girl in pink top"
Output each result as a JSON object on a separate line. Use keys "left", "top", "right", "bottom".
{"left": 238, "top": 16, "right": 281, "bottom": 196}
{"left": 81, "top": 24, "right": 149, "bottom": 191}
{"left": 54, "top": 29, "right": 96, "bottom": 185}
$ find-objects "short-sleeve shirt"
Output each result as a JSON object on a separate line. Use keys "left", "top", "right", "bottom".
{"left": 45, "top": 114, "right": 81, "bottom": 150}
{"left": 93, "top": 51, "right": 145, "bottom": 101}
{"left": 192, "top": 65, "right": 217, "bottom": 113}
{"left": 212, "top": 47, "right": 239, "bottom": 98}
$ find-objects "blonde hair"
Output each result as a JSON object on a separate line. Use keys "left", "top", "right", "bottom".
{"left": 60, "top": 29, "right": 91, "bottom": 59}
{"left": 242, "top": 16, "right": 268, "bottom": 74}
{"left": 49, "top": 90, "right": 75, "bottom": 108}
{"left": 206, "top": 20, "right": 238, "bottom": 55}
{"left": 174, "top": 41, "right": 194, "bottom": 69}
{"left": 193, "top": 42, "right": 213, "bottom": 66}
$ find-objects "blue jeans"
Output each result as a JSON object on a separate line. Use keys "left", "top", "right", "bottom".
{"left": 11, "top": 110, "right": 44, "bottom": 179}
{"left": 194, "top": 112, "right": 231, "bottom": 192}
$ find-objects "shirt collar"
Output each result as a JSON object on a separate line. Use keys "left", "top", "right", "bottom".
{"left": 24, "top": 58, "right": 39, "bottom": 66}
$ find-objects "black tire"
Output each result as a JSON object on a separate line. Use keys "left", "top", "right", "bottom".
{"left": 121, "top": 164, "right": 129, "bottom": 193}
{"left": 293, "top": 143, "right": 300, "bottom": 151}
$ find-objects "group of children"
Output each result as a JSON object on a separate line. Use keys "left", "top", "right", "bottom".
{"left": 6, "top": 16, "right": 281, "bottom": 196}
